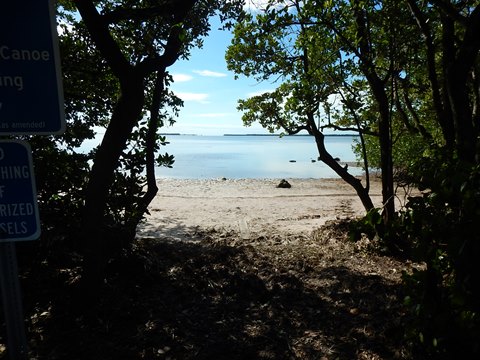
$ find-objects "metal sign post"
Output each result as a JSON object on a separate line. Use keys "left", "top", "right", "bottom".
{"left": 0, "top": 242, "right": 28, "bottom": 360}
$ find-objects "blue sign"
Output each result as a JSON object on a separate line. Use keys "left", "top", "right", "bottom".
{"left": 0, "top": 0, "right": 65, "bottom": 135}
{"left": 0, "top": 140, "right": 40, "bottom": 241}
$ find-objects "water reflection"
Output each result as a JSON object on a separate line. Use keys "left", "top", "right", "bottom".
{"left": 156, "top": 135, "right": 362, "bottom": 179}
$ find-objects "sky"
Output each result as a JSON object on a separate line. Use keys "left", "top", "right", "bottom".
{"left": 165, "top": 16, "right": 272, "bottom": 136}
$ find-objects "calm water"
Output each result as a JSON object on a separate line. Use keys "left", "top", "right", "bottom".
{"left": 156, "top": 135, "right": 362, "bottom": 179}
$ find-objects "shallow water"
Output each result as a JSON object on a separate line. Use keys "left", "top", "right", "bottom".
{"left": 156, "top": 135, "right": 363, "bottom": 179}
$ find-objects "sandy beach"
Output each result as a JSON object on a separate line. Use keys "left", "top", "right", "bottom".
{"left": 139, "top": 177, "right": 387, "bottom": 240}
{"left": 132, "top": 176, "right": 415, "bottom": 358}
{"left": 22, "top": 177, "right": 417, "bottom": 359}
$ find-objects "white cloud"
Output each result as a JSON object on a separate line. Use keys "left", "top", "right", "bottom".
{"left": 168, "top": 122, "right": 269, "bottom": 136}
{"left": 193, "top": 70, "right": 227, "bottom": 78}
{"left": 196, "top": 113, "right": 231, "bottom": 118}
{"left": 172, "top": 73, "right": 194, "bottom": 82}
{"left": 175, "top": 92, "right": 210, "bottom": 103}
{"left": 243, "top": 0, "right": 287, "bottom": 12}
{"left": 247, "top": 89, "right": 273, "bottom": 97}
{"left": 243, "top": 0, "right": 265, "bottom": 11}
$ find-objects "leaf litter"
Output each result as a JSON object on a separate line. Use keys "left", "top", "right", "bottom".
{"left": 8, "top": 220, "right": 419, "bottom": 359}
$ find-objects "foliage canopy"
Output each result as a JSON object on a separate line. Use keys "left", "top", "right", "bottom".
{"left": 228, "top": 0, "right": 480, "bottom": 356}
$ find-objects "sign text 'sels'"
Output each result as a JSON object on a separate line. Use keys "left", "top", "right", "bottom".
{"left": 0, "top": 140, "right": 40, "bottom": 241}
{"left": 0, "top": 0, "right": 65, "bottom": 135}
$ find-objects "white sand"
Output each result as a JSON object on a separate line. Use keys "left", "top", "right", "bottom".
{"left": 138, "top": 177, "right": 388, "bottom": 241}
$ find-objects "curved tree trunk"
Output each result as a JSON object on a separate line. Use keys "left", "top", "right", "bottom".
{"left": 126, "top": 70, "right": 166, "bottom": 232}
{"left": 313, "top": 130, "right": 374, "bottom": 212}
{"left": 74, "top": 0, "right": 195, "bottom": 297}
{"left": 295, "top": 7, "right": 374, "bottom": 215}
{"left": 81, "top": 73, "right": 145, "bottom": 293}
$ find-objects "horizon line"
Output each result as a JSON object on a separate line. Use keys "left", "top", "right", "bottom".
{"left": 160, "top": 133, "right": 359, "bottom": 137}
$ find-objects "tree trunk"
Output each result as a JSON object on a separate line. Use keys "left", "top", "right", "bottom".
{"left": 377, "top": 99, "right": 395, "bottom": 223}
{"left": 81, "top": 73, "right": 145, "bottom": 293}
{"left": 362, "top": 68, "right": 395, "bottom": 222}
{"left": 407, "top": 0, "right": 455, "bottom": 149}
{"left": 364, "top": 70, "right": 395, "bottom": 222}
{"left": 73, "top": 0, "right": 199, "bottom": 303}
{"left": 448, "top": 69, "right": 476, "bottom": 162}
{"left": 352, "top": 1, "right": 395, "bottom": 222}
{"left": 314, "top": 131, "right": 375, "bottom": 212}
{"left": 444, "top": 6, "right": 480, "bottom": 163}
{"left": 126, "top": 70, "right": 166, "bottom": 231}
{"left": 297, "top": 9, "right": 374, "bottom": 214}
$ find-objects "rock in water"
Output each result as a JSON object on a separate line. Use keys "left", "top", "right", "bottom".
{"left": 277, "top": 179, "right": 292, "bottom": 188}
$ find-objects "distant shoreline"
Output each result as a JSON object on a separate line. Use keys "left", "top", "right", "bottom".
{"left": 160, "top": 133, "right": 359, "bottom": 137}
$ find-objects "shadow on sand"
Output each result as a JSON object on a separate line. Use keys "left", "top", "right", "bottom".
{"left": 12, "top": 224, "right": 409, "bottom": 360}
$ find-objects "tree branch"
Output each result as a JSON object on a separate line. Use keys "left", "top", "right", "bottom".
{"left": 428, "top": 0, "right": 467, "bottom": 25}
{"left": 102, "top": 0, "right": 200, "bottom": 24}
{"left": 406, "top": 0, "right": 453, "bottom": 146}
{"left": 281, "top": 122, "right": 310, "bottom": 135}
{"left": 74, "top": 0, "right": 132, "bottom": 78}
{"left": 393, "top": 77, "right": 418, "bottom": 134}
{"left": 320, "top": 123, "right": 378, "bottom": 137}
{"left": 102, "top": 6, "right": 173, "bottom": 24}
{"left": 127, "top": 70, "right": 166, "bottom": 231}
{"left": 452, "top": 5, "right": 480, "bottom": 80}
{"left": 138, "top": 26, "right": 185, "bottom": 74}
{"left": 399, "top": 77, "right": 433, "bottom": 140}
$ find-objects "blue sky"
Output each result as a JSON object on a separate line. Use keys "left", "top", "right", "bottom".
{"left": 166, "top": 16, "right": 272, "bottom": 135}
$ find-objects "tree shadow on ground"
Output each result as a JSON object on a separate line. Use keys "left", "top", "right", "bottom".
{"left": 136, "top": 212, "right": 207, "bottom": 241}
{"left": 7, "top": 227, "right": 410, "bottom": 360}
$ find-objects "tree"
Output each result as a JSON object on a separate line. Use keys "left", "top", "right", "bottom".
{"left": 356, "top": 0, "right": 480, "bottom": 176}
{"left": 392, "top": 2, "right": 480, "bottom": 356}
{"left": 226, "top": 0, "right": 418, "bottom": 220}
{"left": 29, "top": 6, "right": 119, "bottom": 256}
{"left": 338, "top": 1, "right": 480, "bottom": 355}
{"left": 57, "top": 0, "right": 244, "bottom": 292}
